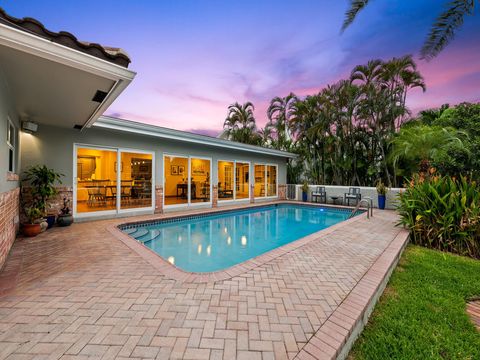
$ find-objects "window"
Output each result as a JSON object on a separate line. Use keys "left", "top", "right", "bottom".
{"left": 75, "top": 146, "right": 154, "bottom": 214}
{"left": 217, "top": 160, "right": 250, "bottom": 201}
{"left": 254, "top": 164, "right": 265, "bottom": 197}
{"left": 7, "top": 118, "right": 15, "bottom": 173}
{"left": 254, "top": 163, "right": 278, "bottom": 198}
{"left": 235, "top": 162, "right": 250, "bottom": 199}
{"left": 218, "top": 161, "right": 234, "bottom": 200}
{"left": 164, "top": 155, "right": 189, "bottom": 206}
{"left": 164, "top": 155, "right": 212, "bottom": 206}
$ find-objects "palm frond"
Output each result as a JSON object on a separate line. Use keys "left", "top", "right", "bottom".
{"left": 420, "top": 0, "right": 475, "bottom": 60}
{"left": 341, "top": 0, "right": 370, "bottom": 32}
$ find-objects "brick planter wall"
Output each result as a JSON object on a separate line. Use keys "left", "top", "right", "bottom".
{"left": 278, "top": 184, "right": 287, "bottom": 200}
{"left": 212, "top": 185, "right": 218, "bottom": 208}
{"left": 155, "top": 185, "right": 163, "bottom": 214}
{"left": 20, "top": 186, "right": 73, "bottom": 223}
{"left": 0, "top": 187, "right": 19, "bottom": 270}
{"left": 250, "top": 185, "right": 255, "bottom": 203}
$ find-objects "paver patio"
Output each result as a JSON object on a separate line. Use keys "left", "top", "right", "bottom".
{"left": 0, "top": 203, "right": 407, "bottom": 359}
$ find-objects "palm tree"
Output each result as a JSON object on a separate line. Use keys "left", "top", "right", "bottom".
{"left": 267, "top": 93, "right": 299, "bottom": 151}
{"left": 390, "top": 124, "right": 466, "bottom": 174}
{"left": 342, "top": 0, "right": 477, "bottom": 60}
{"left": 223, "top": 102, "right": 260, "bottom": 145}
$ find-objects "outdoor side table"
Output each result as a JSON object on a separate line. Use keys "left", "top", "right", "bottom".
{"left": 330, "top": 196, "right": 342, "bottom": 205}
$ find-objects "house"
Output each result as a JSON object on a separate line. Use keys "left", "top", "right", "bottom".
{"left": 0, "top": 8, "right": 294, "bottom": 268}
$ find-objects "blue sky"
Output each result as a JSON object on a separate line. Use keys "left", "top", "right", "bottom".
{"left": 2, "top": 0, "right": 479, "bottom": 135}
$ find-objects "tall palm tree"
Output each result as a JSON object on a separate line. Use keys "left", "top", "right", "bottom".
{"left": 223, "top": 102, "right": 260, "bottom": 145}
{"left": 342, "top": 0, "right": 477, "bottom": 60}
{"left": 267, "top": 93, "right": 299, "bottom": 150}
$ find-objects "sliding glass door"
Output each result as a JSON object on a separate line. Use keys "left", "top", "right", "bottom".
{"left": 164, "top": 155, "right": 212, "bottom": 207}
{"left": 254, "top": 163, "right": 278, "bottom": 198}
{"left": 75, "top": 145, "right": 154, "bottom": 216}
{"left": 217, "top": 160, "right": 250, "bottom": 201}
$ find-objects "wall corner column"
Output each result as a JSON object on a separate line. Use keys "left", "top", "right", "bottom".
{"left": 154, "top": 185, "right": 163, "bottom": 214}
{"left": 212, "top": 185, "right": 218, "bottom": 208}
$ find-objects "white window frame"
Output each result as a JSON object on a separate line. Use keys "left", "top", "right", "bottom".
{"left": 217, "top": 159, "right": 251, "bottom": 202}
{"left": 163, "top": 153, "right": 212, "bottom": 209}
{"left": 73, "top": 143, "right": 155, "bottom": 219}
{"left": 6, "top": 117, "right": 16, "bottom": 173}
{"left": 254, "top": 163, "right": 279, "bottom": 199}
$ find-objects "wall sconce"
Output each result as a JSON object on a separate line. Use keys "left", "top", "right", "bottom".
{"left": 22, "top": 121, "right": 38, "bottom": 134}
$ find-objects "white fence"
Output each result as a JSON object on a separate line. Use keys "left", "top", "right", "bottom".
{"left": 287, "top": 184, "right": 404, "bottom": 210}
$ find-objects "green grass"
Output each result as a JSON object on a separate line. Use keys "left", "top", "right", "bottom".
{"left": 349, "top": 245, "right": 480, "bottom": 360}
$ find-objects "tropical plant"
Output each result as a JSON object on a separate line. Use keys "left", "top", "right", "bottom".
{"left": 390, "top": 124, "right": 467, "bottom": 176}
{"left": 376, "top": 180, "right": 388, "bottom": 195}
{"left": 397, "top": 175, "right": 480, "bottom": 259}
{"left": 25, "top": 206, "right": 42, "bottom": 224}
{"left": 22, "top": 165, "right": 64, "bottom": 215}
{"left": 301, "top": 181, "right": 309, "bottom": 193}
{"left": 222, "top": 102, "right": 261, "bottom": 145}
{"left": 342, "top": 0, "right": 478, "bottom": 60}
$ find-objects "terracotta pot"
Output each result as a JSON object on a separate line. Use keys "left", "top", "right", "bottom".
{"left": 23, "top": 223, "right": 42, "bottom": 237}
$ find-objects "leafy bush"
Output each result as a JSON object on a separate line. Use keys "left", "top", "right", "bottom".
{"left": 397, "top": 175, "right": 480, "bottom": 259}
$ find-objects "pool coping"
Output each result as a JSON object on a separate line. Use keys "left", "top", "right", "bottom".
{"left": 106, "top": 201, "right": 369, "bottom": 283}
{"left": 295, "top": 228, "right": 410, "bottom": 360}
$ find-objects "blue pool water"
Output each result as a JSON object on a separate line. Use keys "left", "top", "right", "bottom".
{"left": 121, "top": 204, "right": 356, "bottom": 272}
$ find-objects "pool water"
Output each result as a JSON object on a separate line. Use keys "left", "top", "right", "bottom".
{"left": 121, "top": 204, "right": 355, "bottom": 272}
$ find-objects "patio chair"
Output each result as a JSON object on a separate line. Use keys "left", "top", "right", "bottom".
{"left": 344, "top": 187, "right": 361, "bottom": 206}
{"left": 311, "top": 186, "right": 326, "bottom": 203}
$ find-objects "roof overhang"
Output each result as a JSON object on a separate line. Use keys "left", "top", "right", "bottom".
{"left": 0, "top": 22, "right": 136, "bottom": 130}
{"left": 94, "top": 116, "right": 297, "bottom": 159}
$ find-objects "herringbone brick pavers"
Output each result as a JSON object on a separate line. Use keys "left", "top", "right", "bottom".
{"left": 0, "top": 206, "right": 402, "bottom": 359}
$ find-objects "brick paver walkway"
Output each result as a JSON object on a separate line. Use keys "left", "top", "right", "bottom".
{"left": 0, "top": 206, "right": 403, "bottom": 359}
{"left": 467, "top": 300, "right": 480, "bottom": 330}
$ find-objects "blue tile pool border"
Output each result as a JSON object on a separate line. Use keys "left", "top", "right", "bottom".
{"left": 118, "top": 202, "right": 364, "bottom": 232}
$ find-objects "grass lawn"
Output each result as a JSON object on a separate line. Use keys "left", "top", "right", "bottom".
{"left": 349, "top": 245, "right": 480, "bottom": 360}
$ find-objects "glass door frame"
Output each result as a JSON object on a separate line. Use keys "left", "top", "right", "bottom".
{"left": 163, "top": 153, "right": 213, "bottom": 209}
{"left": 73, "top": 143, "right": 155, "bottom": 219}
{"left": 217, "top": 159, "right": 251, "bottom": 203}
{"left": 253, "top": 163, "right": 279, "bottom": 199}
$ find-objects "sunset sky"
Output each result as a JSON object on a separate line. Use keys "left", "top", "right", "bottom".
{"left": 3, "top": 0, "right": 480, "bottom": 136}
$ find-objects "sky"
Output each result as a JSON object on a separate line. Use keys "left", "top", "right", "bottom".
{"left": 2, "top": 0, "right": 480, "bottom": 136}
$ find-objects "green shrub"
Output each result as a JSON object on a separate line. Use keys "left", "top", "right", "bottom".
{"left": 397, "top": 175, "right": 480, "bottom": 258}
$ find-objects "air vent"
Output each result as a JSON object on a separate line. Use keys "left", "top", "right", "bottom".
{"left": 92, "top": 90, "right": 108, "bottom": 103}
{"left": 73, "top": 124, "right": 83, "bottom": 130}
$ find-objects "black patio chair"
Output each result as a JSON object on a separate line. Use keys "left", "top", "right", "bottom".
{"left": 311, "top": 186, "right": 326, "bottom": 203}
{"left": 344, "top": 187, "right": 361, "bottom": 206}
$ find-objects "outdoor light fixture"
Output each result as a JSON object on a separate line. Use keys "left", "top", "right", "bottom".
{"left": 22, "top": 121, "right": 38, "bottom": 133}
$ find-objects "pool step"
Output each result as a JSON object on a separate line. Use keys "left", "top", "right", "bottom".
{"left": 123, "top": 227, "right": 137, "bottom": 235}
{"left": 136, "top": 229, "right": 161, "bottom": 243}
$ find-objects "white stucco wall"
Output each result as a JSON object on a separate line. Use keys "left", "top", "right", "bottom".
{"left": 0, "top": 65, "right": 20, "bottom": 193}
{"left": 291, "top": 185, "right": 403, "bottom": 210}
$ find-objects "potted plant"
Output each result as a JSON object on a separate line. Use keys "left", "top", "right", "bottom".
{"left": 46, "top": 204, "right": 57, "bottom": 229}
{"left": 301, "top": 181, "right": 309, "bottom": 202}
{"left": 376, "top": 180, "right": 388, "bottom": 210}
{"left": 23, "top": 165, "right": 63, "bottom": 228}
{"left": 23, "top": 206, "right": 43, "bottom": 237}
{"left": 57, "top": 198, "right": 73, "bottom": 226}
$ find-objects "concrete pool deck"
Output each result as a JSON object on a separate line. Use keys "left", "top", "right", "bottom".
{"left": 0, "top": 202, "right": 408, "bottom": 359}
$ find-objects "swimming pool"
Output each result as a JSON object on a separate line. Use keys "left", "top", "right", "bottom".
{"left": 120, "top": 204, "right": 359, "bottom": 273}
